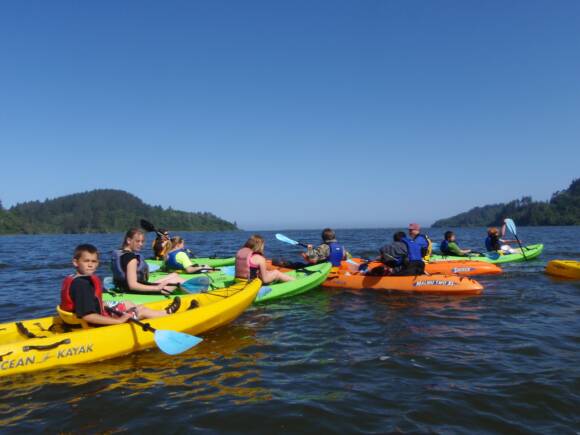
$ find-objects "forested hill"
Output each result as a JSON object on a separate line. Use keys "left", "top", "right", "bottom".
{"left": 432, "top": 178, "right": 580, "bottom": 227}
{"left": 0, "top": 190, "right": 238, "bottom": 234}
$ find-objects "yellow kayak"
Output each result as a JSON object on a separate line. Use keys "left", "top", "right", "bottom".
{"left": 545, "top": 260, "right": 580, "bottom": 279}
{"left": 0, "top": 279, "right": 261, "bottom": 377}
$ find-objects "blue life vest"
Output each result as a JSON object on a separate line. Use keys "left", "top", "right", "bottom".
{"left": 111, "top": 250, "right": 149, "bottom": 287}
{"left": 326, "top": 242, "right": 345, "bottom": 267}
{"left": 403, "top": 235, "right": 427, "bottom": 262}
{"left": 485, "top": 236, "right": 500, "bottom": 252}
{"left": 166, "top": 249, "right": 187, "bottom": 270}
{"left": 440, "top": 240, "right": 451, "bottom": 255}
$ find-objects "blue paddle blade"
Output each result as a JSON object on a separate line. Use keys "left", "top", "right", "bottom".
{"left": 148, "top": 263, "right": 161, "bottom": 273}
{"left": 103, "top": 276, "right": 115, "bottom": 291}
{"left": 505, "top": 218, "right": 517, "bottom": 236}
{"left": 181, "top": 276, "right": 211, "bottom": 293}
{"left": 275, "top": 233, "right": 299, "bottom": 246}
{"left": 255, "top": 286, "right": 272, "bottom": 300}
{"left": 154, "top": 330, "right": 202, "bottom": 355}
{"left": 221, "top": 265, "right": 236, "bottom": 276}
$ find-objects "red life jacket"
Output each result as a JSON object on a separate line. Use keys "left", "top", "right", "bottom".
{"left": 60, "top": 275, "right": 108, "bottom": 316}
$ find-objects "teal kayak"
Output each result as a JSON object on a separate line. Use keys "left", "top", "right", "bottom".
{"left": 103, "top": 262, "right": 332, "bottom": 305}
{"left": 146, "top": 257, "right": 235, "bottom": 271}
{"left": 430, "top": 244, "right": 543, "bottom": 264}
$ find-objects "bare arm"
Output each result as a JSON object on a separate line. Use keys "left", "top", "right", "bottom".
{"left": 126, "top": 259, "right": 164, "bottom": 292}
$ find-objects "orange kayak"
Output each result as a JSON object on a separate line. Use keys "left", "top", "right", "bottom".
{"left": 341, "top": 259, "right": 501, "bottom": 276}
{"left": 323, "top": 270, "right": 483, "bottom": 295}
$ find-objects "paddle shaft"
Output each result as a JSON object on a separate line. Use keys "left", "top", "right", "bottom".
{"left": 106, "top": 307, "right": 156, "bottom": 332}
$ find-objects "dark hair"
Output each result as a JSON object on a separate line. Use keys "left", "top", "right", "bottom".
{"left": 73, "top": 244, "right": 99, "bottom": 260}
{"left": 393, "top": 231, "right": 406, "bottom": 242}
{"left": 444, "top": 231, "right": 454, "bottom": 241}
{"left": 122, "top": 228, "right": 144, "bottom": 248}
{"left": 322, "top": 228, "right": 336, "bottom": 242}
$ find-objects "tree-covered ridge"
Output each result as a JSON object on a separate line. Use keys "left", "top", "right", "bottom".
{"left": 0, "top": 189, "right": 238, "bottom": 234}
{"left": 432, "top": 178, "right": 580, "bottom": 227}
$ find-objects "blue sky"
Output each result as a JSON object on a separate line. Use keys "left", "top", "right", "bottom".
{"left": 0, "top": 1, "right": 578, "bottom": 229}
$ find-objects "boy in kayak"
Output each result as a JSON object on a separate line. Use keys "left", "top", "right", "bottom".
{"left": 486, "top": 225, "right": 517, "bottom": 254}
{"left": 236, "top": 235, "right": 295, "bottom": 284}
{"left": 301, "top": 228, "right": 348, "bottom": 267}
{"left": 440, "top": 231, "right": 472, "bottom": 256}
{"left": 363, "top": 231, "right": 409, "bottom": 276}
{"left": 60, "top": 244, "right": 181, "bottom": 326}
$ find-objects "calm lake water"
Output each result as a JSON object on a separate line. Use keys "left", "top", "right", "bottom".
{"left": 0, "top": 227, "right": 578, "bottom": 433}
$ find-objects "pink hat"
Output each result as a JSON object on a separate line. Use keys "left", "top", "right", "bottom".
{"left": 408, "top": 223, "right": 421, "bottom": 231}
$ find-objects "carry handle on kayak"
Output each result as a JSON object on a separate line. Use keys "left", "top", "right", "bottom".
{"left": 23, "top": 339, "right": 71, "bottom": 352}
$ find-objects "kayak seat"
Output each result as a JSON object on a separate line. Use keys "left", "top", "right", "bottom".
{"left": 56, "top": 306, "right": 90, "bottom": 329}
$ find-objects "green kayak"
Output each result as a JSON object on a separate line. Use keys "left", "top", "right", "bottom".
{"left": 146, "top": 257, "right": 235, "bottom": 271}
{"left": 103, "top": 262, "right": 332, "bottom": 305}
{"left": 430, "top": 243, "right": 543, "bottom": 264}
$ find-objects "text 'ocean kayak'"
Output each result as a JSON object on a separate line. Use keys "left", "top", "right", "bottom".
{"left": 0, "top": 280, "right": 260, "bottom": 377}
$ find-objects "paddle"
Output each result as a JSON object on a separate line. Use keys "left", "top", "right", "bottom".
{"left": 275, "top": 233, "right": 309, "bottom": 248}
{"left": 106, "top": 306, "right": 202, "bottom": 355}
{"left": 140, "top": 219, "right": 165, "bottom": 237}
{"left": 504, "top": 218, "right": 528, "bottom": 261}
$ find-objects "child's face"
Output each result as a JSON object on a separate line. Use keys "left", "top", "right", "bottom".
{"left": 127, "top": 233, "right": 145, "bottom": 252}
{"left": 73, "top": 251, "right": 99, "bottom": 275}
{"left": 450, "top": 234, "right": 456, "bottom": 242}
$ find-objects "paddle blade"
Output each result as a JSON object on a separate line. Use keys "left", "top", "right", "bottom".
{"left": 255, "top": 286, "right": 272, "bottom": 300}
{"left": 154, "top": 330, "right": 202, "bottom": 355}
{"left": 504, "top": 218, "right": 517, "bottom": 236}
{"left": 275, "top": 233, "right": 299, "bottom": 246}
{"left": 181, "top": 276, "right": 211, "bottom": 293}
{"left": 140, "top": 219, "right": 156, "bottom": 233}
{"left": 103, "top": 276, "right": 115, "bottom": 291}
{"left": 148, "top": 263, "right": 161, "bottom": 273}
{"left": 221, "top": 265, "right": 236, "bottom": 276}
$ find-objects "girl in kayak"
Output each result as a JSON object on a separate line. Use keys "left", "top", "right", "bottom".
{"left": 164, "top": 236, "right": 212, "bottom": 274}
{"left": 236, "top": 235, "right": 295, "bottom": 283}
{"left": 152, "top": 228, "right": 171, "bottom": 260}
{"left": 111, "top": 228, "right": 186, "bottom": 294}
{"left": 440, "top": 231, "right": 472, "bottom": 256}
{"left": 62, "top": 244, "right": 181, "bottom": 326}
{"left": 301, "top": 228, "right": 348, "bottom": 267}
{"left": 485, "top": 225, "right": 517, "bottom": 254}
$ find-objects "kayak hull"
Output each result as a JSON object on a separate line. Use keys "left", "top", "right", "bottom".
{"left": 146, "top": 257, "right": 235, "bottom": 269}
{"left": 342, "top": 259, "right": 501, "bottom": 276}
{"left": 430, "top": 244, "right": 543, "bottom": 264}
{"left": 323, "top": 271, "right": 483, "bottom": 295}
{"left": 545, "top": 260, "right": 580, "bottom": 279}
{"left": 0, "top": 280, "right": 260, "bottom": 377}
{"left": 106, "top": 263, "right": 332, "bottom": 305}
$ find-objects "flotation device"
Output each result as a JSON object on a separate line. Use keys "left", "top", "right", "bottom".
{"left": 440, "top": 240, "right": 451, "bottom": 255}
{"left": 165, "top": 249, "right": 187, "bottom": 270}
{"left": 327, "top": 242, "right": 345, "bottom": 267}
{"left": 111, "top": 250, "right": 149, "bottom": 287}
{"left": 485, "top": 235, "right": 501, "bottom": 252}
{"left": 403, "top": 236, "right": 428, "bottom": 262}
{"left": 235, "top": 248, "right": 260, "bottom": 280}
{"left": 59, "top": 275, "right": 106, "bottom": 316}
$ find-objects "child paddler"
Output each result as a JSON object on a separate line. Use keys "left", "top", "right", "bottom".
{"left": 111, "top": 228, "right": 186, "bottom": 295}
{"left": 60, "top": 244, "right": 180, "bottom": 326}
{"left": 164, "top": 236, "right": 212, "bottom": 274}
{"left": 302, "top": 228, "right": 348, "bottom": 267}
{"left": 235, "top": 235, "right": 295, "bottom": 284}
